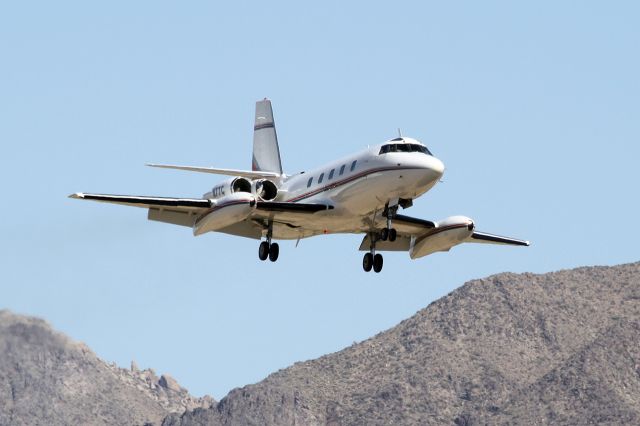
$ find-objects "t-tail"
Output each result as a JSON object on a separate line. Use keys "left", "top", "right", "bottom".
{"left": 252, "top": 98, "right": 283, "bottom": 175}
{"left": 145, "top": 98, "right": 283, "bottom": 179}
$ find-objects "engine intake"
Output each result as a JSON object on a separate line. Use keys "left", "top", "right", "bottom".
{"left": 254, "top": 179, "right": 278, "bottom": 201}
{"left": 232, "top": 177, "right": 251, "bottom": 193}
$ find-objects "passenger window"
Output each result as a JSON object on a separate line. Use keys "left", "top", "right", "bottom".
{"left": 318, "top": 173, "right": 324, "bottom": 183}
{"left": 329, "top": 169, "right": 335, "bottom": 180}
{"left": 339, "top": 164, "right": 345, "bottom": 175}
{"left": 350, "top": 160, "right": 357, "bottom": 172}
{"left": 307, "top": 177, "right": 313, "bottom": 188}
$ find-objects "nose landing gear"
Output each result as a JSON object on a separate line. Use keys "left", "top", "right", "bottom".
{"left": 380, "top": 202, "right": 399, "bottom": 242}
{"left": 380, "top": 227, "right": 397, "bottom": 242}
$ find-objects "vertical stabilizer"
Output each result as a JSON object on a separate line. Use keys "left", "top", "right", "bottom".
{"left": 252, "top": 99, "right": 283, "bottom": 174}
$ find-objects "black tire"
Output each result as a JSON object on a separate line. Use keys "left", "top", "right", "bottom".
{"left": 258, "top": 241, "right": 269, "bottom": 261}
{"left": 380, "top": 228, "right": 389, "bottom": 241}
{"left": 363, "top": 253, "right": 373, "bottom": 272}
{"left": 373, "top": 253, "right": 383, "bottom": 273}
{"left": 269, "top": 242, "right": 279, "bottom": 262}
{"left": 389, "top": 228, "right": 397, "bottom": 242}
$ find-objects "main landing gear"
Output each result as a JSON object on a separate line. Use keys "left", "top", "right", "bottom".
{"left": 258, "top": 240, "right": 279, "bottom": 262}
{"left": 258, "top": 226, "right": 279, "bottom": 262}
{"left": 363, "top": 231, "right": 384, "bottom": 273}
{"left": 362, "top": 251, "right": 383, "bottom": 273}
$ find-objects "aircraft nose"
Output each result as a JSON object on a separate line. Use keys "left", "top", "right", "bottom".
{"left": 429, "top": 156, "right": 445, "bottom": 177}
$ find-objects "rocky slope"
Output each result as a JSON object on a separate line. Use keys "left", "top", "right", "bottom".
{"left": 162, "top": 262, "right": 640, "bottom": 425}
{"left": 2, "top": 262, "right": 638, "bottom": 425}
{"left": 0, "top": 311, "right": 213, "bottom": 426}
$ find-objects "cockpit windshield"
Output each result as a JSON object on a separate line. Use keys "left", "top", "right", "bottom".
{"left": 379, "top": 143, "right": 432, "bottom": 156}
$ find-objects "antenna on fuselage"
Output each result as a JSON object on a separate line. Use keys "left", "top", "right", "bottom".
{"left": 397, "top": 128, "right": 402, "bottom": 138}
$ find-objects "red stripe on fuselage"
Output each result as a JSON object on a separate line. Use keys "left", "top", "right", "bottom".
{"left": 286, "top": 166, "right": 425, "bottom": 203}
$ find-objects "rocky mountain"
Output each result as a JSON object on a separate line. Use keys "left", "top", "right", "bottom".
{"left": 0, "top": 311, "right": 213, "bottom": 426}
{"left": 2, "top": 262, "right": 638, "bottom": 425}
{"left": 162, "top": 261, "right": 640, "bottom": 425}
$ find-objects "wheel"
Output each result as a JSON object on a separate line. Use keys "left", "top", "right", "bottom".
{"left": 362, "top": 252, "right": 373, "bottom": 272}
{"left": 380, "top": 228, "right": 389, "bottom": 241}
{"left": 389, "top": 228, "right": 397, "bottom": 242}
{"left": 373, "top": 253, "right": 383, "bottom": 273}
{"left": 268, "top": 242, "right": 279, "bottom": 262}
{"left": 258, "top": 241, "right": 269, "bottom": 261}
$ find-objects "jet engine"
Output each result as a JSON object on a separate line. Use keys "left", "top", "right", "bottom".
{"left": 253, "top": 179, "right": 278, "bottom": 201}
{"left": 204, "top": 177, "right": 252, "bottom": 200}
{"left": 409, "top": 216, "right": 475, "bottom": 259}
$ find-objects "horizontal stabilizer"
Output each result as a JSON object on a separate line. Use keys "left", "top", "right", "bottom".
{"left": 146, "top": 164, "right": 280, "bottom": 179}
{"left": 69, "top": 193, "right": 211, "bottom": 210}
{"left": 469, "top": 231, "right": 530, "bottom": 246}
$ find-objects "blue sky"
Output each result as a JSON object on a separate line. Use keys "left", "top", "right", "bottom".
{"left": 1, "top": 2, "right": 638, "bottom": 399}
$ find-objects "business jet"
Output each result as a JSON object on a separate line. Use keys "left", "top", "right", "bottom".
{"left": 70, "top": 99, "right": 529, "bottom": 272}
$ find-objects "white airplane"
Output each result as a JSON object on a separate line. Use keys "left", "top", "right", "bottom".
{"left": 70, "top": 99, "right": 529, "bottom": 272}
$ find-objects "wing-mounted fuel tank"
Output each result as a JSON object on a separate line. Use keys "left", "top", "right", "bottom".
{"left": 203, "top": 177, "right": 252, "bottom": 200}
{"left": 193, "top": 192, "right": 256, "bottom": 236}
{"left": 409, "top": 216, "right": 475, "bottom": 259}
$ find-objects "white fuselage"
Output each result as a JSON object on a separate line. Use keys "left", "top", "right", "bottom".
{"left": 70, "top": 98, "right": 529, "bottom": 271}
{"left": 261, "top": 137, "right": 445, "bottom": 240}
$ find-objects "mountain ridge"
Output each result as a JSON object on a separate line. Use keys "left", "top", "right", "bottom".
{"left": 1, "top": 261, "right": 638, "bottom": 425}
{"left": 0, "top": 310, "right": 213, "bottom": 426}
{"left": 163, "top": 261, "right": 640, "bottom": 425}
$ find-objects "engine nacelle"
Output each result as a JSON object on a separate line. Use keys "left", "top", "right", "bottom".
{"left": 253, "top": 179, "right": 278, "bottom": 201}
{"left": 193, "top": 192, "right": 256, "bottom": 236}
{"left": 203, "top": 177, "right": 252, "bottom": 200}
{"left": 409, "top": 216, "right": 475, "bottom": 259}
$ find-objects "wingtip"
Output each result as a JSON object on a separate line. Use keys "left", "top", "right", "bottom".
{"left": 69, "top": 192, "right": 84, "bottom": 199}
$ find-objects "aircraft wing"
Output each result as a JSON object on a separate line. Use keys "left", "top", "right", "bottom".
{"left": 393, "top": 214, "right": 436, "bottom": 234}
{"left": 69, "top": 192, "right": 211, "bottom": 211}
{"left": 358, "top": 214, "right": 435, "bottom": 252}
{"left": 359, "top": 213, "right": 529, "bottom": 252}
{"left": 70, "top": 192, "right": 334, "bottom": 233}
{"left": 466, "top": 231, "right": 530, "bottom": 246}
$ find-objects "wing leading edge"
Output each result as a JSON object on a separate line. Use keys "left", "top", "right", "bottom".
{"left": 69, "top": 193, "right": 211, "bottom": 210}
{"left": 468, "top": 231, "right": 530, "bottom": 246}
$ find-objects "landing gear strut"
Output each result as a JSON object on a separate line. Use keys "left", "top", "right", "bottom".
{"left": 258, "top": 226, "right": 279, "bottom": 262}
